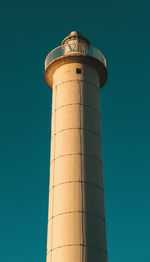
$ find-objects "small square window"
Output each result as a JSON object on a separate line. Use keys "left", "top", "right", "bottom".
{"left": 76, "top": 68, "right": 81, "bottom": 74}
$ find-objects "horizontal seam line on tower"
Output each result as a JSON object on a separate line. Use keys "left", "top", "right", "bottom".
{"left": 52, "top": 103, "right": 100, "bottom": 115}
{"left": 48, "top": 210, "right": 105, "bottom": 222}
{"left": 50, "top": 153, "right": 103, "bottom": 165}
{"left": 49, "top": 180, "right": 104, "bottom": 191}
{"left": 47, "top": 244, "right": 107, "bottom": 254}
{"left": 54, "top": 79, "right": 99, "bottom": 89}
{"left": 51, "top": 128, "right": 101, "bottom": 139}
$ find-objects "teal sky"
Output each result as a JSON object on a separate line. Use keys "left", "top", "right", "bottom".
{"left": 0, "top": 0, "right": 150, "bottom": 261}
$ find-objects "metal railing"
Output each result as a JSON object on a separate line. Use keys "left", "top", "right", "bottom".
{"left": 45, "top": 44, "right": 106, "bottom": 70}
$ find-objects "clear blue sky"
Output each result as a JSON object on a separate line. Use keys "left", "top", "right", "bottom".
{"left": 0, "top": 0, "right": 150, "bottom": 261}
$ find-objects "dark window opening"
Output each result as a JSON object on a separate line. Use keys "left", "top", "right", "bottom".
{"left": 76, "top": 68, "right": 81, "bottom": 74}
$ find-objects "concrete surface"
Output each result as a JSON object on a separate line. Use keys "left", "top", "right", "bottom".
{"left": 45, "top": 61, "right": 108, "bottom": 262}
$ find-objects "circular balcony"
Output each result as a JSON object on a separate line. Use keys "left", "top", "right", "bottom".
{"left": 45, "top": 44, "right": 107, "bottom": 70}
{"left": 45, "top": 43, "right": 107, "bottom": 88}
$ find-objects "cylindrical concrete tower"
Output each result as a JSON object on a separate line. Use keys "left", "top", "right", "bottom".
{"left": 44, "top": 31, "right": 108, "bottom": 262}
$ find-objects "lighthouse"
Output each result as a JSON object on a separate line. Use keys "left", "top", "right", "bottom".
{"left": 44, "top": 31, "right": 108, "bottom": 262}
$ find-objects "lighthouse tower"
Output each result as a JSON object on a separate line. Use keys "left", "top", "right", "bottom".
{"left": 44, "top": 31, "right": 108, "bottom": 262}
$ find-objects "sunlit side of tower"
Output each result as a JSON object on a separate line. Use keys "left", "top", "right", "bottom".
{"left": 44, "top": 31, "right": 108, "bottom": 262}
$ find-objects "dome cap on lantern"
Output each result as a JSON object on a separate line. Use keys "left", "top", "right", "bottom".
{"left": 62, "top": 31, "right": 90, "bottom": 45}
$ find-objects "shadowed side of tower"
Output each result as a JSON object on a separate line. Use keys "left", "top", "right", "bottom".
{"left": 44, "top": 31, "right": 108, "bottom": 262}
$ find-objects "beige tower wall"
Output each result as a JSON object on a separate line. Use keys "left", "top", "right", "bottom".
{"left": 46, "top": 62, "right": 107, "bottom": 262}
